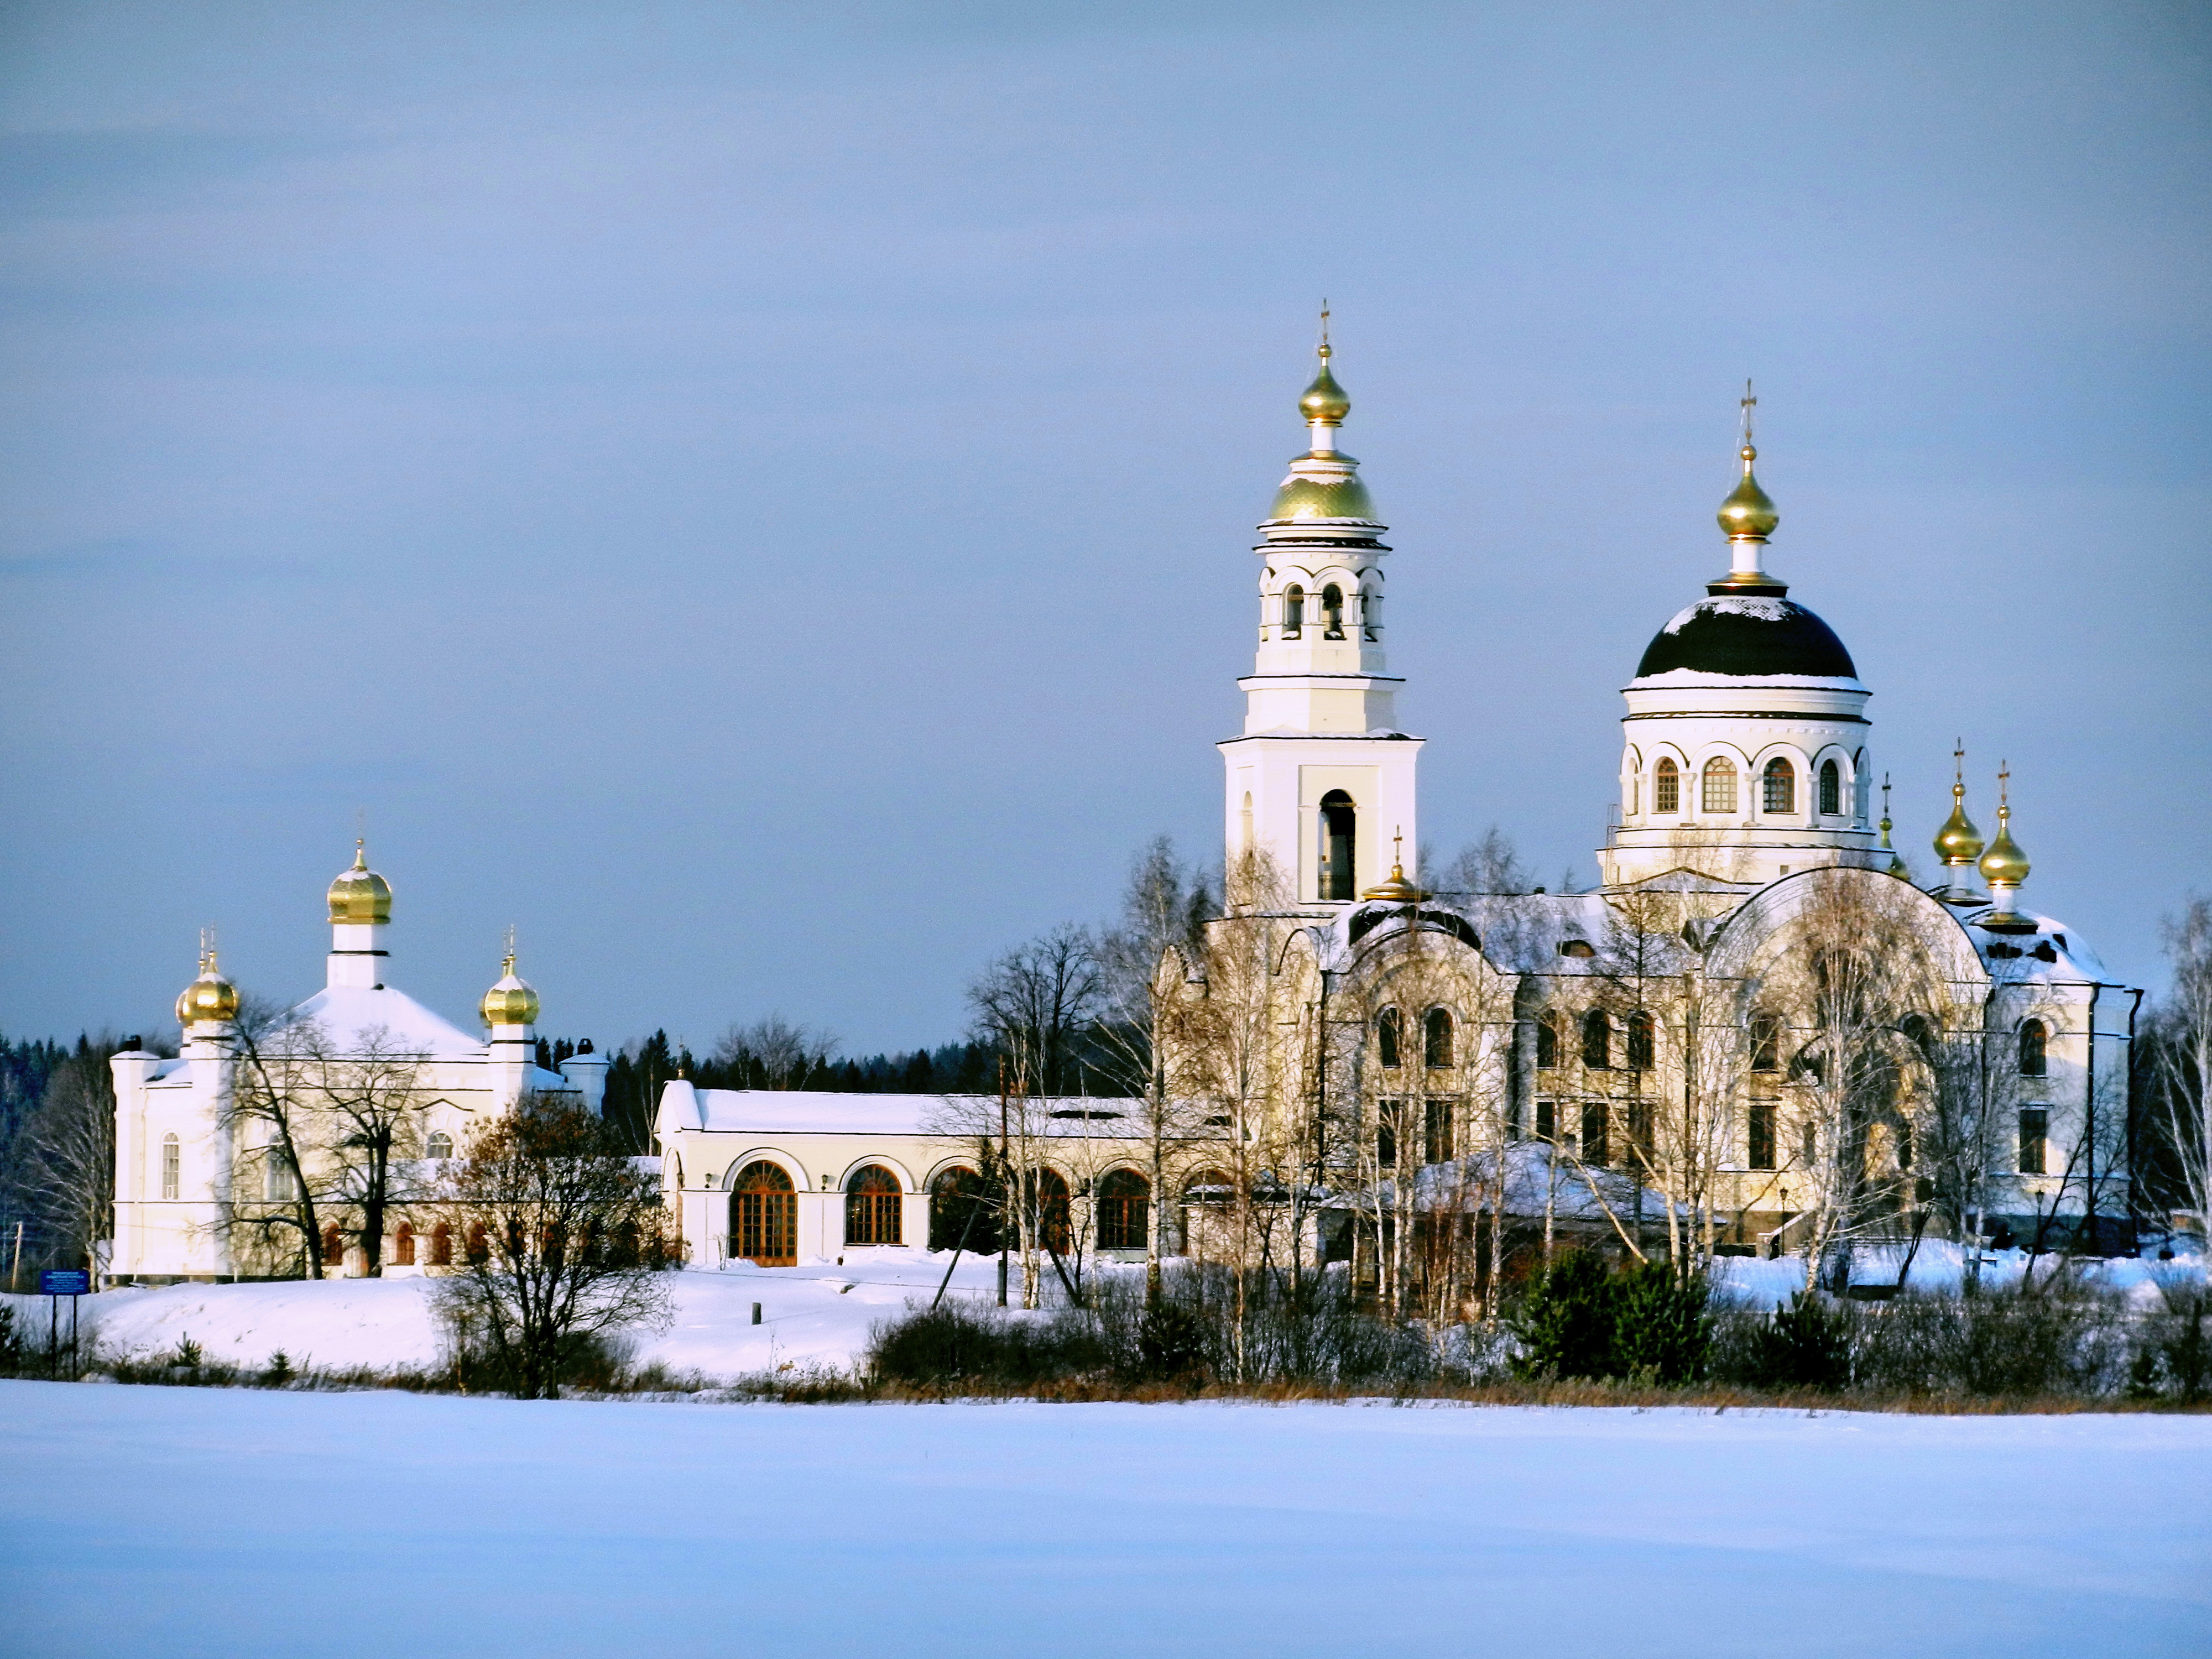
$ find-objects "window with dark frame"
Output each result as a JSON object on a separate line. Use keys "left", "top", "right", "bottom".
{"left": 1282, "top": 585, "right": 1304, "bottom": 637}
{"left": 1819, "top": 759, "right": 1842, "bottom": 816}
{"left": 844, "top": 1165, "right": 903, "bottom": 1246}
{"left": 1096, "top": 1169, "right": 1150, "bottom": 1250}
{"left": 1424, "top": 1098, "right": 1456, "bottom": 1166}
{"left": 1747, "top": 1101, "right": 1776, "bottom": 1170}
{"left": 1582, "top": 1009, "right": 1611, "bottom": 1070}
{"left": 2017, "top": 1020, "right": 2048, "bottom": 1077}
{"left": 1762, "top": 757, "right": 1795, "bottom": 814}
{"left": 1626, "top": 1009, "right": 1654, "bottom": 1071}
{"left": 1376, "top": 1099, "right": 1402, "bottom": 1168}
{"left": 1376, "top": 1006, "right": 1402, "bottom": 1068}
{"left": 732, "top": 1160, "right": 798, "bottom": 1265}
{"left": 1702, "top": 756, "right": 1738, "bottom": 815}
{"left": 1653, "top": 758, "right": 1679, "bottom": 814}
{"left": 2017, "top": 1107, "right": 2048, "bottom": 1175}
{"left": 1424, "top": 1008, "right": 1454, "bottom": 1069}
{"left": 1580, "top": 1101, "right": 1610, "bottom": 1167}
{"left": 1750, "top": 1011, "right": 1781, "bottom": 1072}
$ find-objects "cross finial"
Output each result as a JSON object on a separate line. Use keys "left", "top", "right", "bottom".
{"left": 1997, "top": 760, "right": 2010, "bottom": 808}
{"left": 1953, "top": 739, "right": 1965, "bottom": 784}
{"left": 1740, "top": 378, "right": 1757, "bottom": 447}
{"left": 1392, "top": 825, "right": 1404, "bottom": 873}
{"left": 1881, "top": 773, "right": 1892, "bottom": 816}
{"left": 1318, "top": 299, "right": 1331, "bottom": 358}
{"left": 200, "top": 924, "right": 215, "bottom": 971}
{"left": 502, "top": 922, "right": 517, "bottom": 974}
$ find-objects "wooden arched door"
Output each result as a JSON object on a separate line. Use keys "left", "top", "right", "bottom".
{"left": 730, "top": 1161, "right": 797, "bottom": 1266}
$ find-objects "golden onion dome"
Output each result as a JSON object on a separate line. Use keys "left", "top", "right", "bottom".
{"left": 1360, "top": 833, "right": 1426, "bottom": 903}
{"left": 480, "top": 953, "right": 540, "bottom": 1027}
{"left": 1979, "top": 806, "right": 2030, "bottom": 888}
{"left": 1717, "top": 445, "right": 1780, "bottom": 541}
{"left": 327, "top": 841, "right": 393, "bottom": 925}
{"left": 1933, "top": 783, "right": 1984, "bottom": 865}
{"left": 1268, "top": 470, "right": 1376, "bottom": 522}
{"left": 175, "top": 953, "right": 240, "bottom": 1026}
{"left": 1299, "top": 347, "right": 1351, "bottom": 424}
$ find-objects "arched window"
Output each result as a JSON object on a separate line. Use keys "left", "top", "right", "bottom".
{"left": 1626, "top": 1009, "right": 1655, "bottom": 1071}
{"left": 1376, "top": 1006, "right": 1402, "bottom": 1068}
{"left": 1762, "top": 757, "right": 1795, "bottom": 814}
{"left": 731, "top": 1160, "right": 797, "bottom": 1266}
{"left": 393, "top": 1222, "right": 415, "bottom": 1267}
{"left": 320, "top": 1223, "right": 344, "bottom": 1270}
{"left": 845, "top": 1166, "right": 902, "bottom": 1246}
{"left": 425, "top": 1130, "right": 453, "bottom": 1160}
{"left": 1535, "top": 1013, "right": 1559, "bottom": 1070}
{"left": 1653, "top": 758, "right": 1679, "bottom": 815}
{"left": 1097, "top": 1170, "right": 1150, "bottom": 1250}
{"left": 430, "top": 1222, "right": 453, "bottom": 1266}
{"left": 1321, "top": 582, "right": 1345, "bottom": 638}
{"left": 2017, "top": 1020, "right": 2048, "bottom": 1078}
{"left": 1359, "top": 583, "right": 1380, "bottom": 640}
{"left": 1319, "top": 790, "right": 1357, "bottom": 901}
{"left": 465, "top": 1222, "right": 488, "bottom": 1263}
{"left": 1183, "top": 1168, "right": 1233, "bottom": 1206}
{"left": 1424, "top": 1008, "right": 1454, "bottom": 1070}
{"left": 160, "top": 1133, "right": 180, "bottom": 1201}
{"left": 1819, "top": 759, "right": 1842, "bottom": 816}
{"left": 1028, "top": 1168, "right": 1072, "bottom": 1255}
{"left": 1750, "top": 1011, "right": 1781, "bottom": 1073}
{"left": 1282, "top": 585, "right": 1305, "bottom": 637}
{"left": 1582, "top": 1009, "right": 1612, "bottom": 1070}
{"left": 263, "top": 1157, "right": 295, "bottom": 1203}
{"left": 1239, "top": 791, "right": 1254, "bottom": 853}
{"left": 929, "top": 1166, "right": 999, "bottom": 1254}
{"left": 1702, "top": 757, "right": 1738, "bottom": 815}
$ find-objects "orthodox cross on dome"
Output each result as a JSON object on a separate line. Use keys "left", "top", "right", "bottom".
{"left": 1318, "top": 299, "right": 1331, "bottom": 357}
{"left": 502, "top": 922, "right": 517, "bottom": 975}
{"left": 1954, "top": 739, "right": 1966, "bottom": 785}
{"left": 1997, "top": 761, "right": 2011, "bottom": 809}
{"left": 1881, "top": 773, "right": 1892, "bottom": 819}
{"left": 1740, "top": 378, "right": 1757, "bottom": 447}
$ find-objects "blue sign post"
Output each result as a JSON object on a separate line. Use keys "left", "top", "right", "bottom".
{"left": 39, "top": 1268, "right": 90, "bottom": 1379}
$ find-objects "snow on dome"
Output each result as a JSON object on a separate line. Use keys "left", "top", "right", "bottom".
{"left": 1634, "top": 594, "right": 1857, "bottom": 681}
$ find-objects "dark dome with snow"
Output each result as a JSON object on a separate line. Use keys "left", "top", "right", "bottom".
{"left": 1634, "top": 594, "right": 1858, "bottom": 681}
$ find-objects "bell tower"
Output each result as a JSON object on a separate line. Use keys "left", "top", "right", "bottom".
{"left": 1218, "top": 316, "right": 1422, "bottom": 906}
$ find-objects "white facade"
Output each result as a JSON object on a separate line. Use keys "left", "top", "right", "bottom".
{"left": 109, "top": 849, "right": 605, "bottom": 1282}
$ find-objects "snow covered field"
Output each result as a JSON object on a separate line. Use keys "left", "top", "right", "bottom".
{"left": 1, "top": 1384, "right": 2205, "bottom": 1658}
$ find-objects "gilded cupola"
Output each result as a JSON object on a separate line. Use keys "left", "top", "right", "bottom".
{"left": 1933, "top": 744, "right": 1984, "bottom": 867}
{"left": 1267, "top": 327, "right": 1379, "bottom": 525}
{"left": 175, "top": 949, "right": 240, "bottom": 1027}
{"left": 1717, "top": 445, "right": 1780, "bottom": 542}
{"left": 481, "top": 951, "right": 540, "bottom": 1029}
{"left": 1979, "top": 769, "right": 2030, "bottom": 889}
{"left": 1360, "top": 831, "right": 1426, "bottom": 903}
{"left": 327, "top": 840, "right": 393, "bottom": 925}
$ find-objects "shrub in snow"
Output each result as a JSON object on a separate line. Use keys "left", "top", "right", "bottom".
{"left": 1732, "top": 1292, "right": 1852, "bottom": 1391}
{"left": 1507, "top": 1254, "right": 1712, "bottom": 1385}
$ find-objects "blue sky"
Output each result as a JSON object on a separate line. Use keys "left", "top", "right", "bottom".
{"left": 2, "top": 2, "right": 2206, "bottom": 1053}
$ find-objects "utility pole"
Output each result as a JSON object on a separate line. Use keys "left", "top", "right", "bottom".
{"left": 998, "top": 1057, "right": 1010, "bottom": 1308}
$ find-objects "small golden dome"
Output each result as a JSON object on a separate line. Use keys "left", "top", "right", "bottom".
{"left": 1299, "top": 348, "right": 1351, "bottom": 424}
{"left": 175, "top": 953, "right": 240, "bottom": 1026}
{"left": 327, "top": 840, "right": 393, "bottom": 925}
{"left": 481, "top": 953, "right": 540, "bottom": 1028}
{"left": 1717, "top": 445, "right": 1780, "bottom": 540}
{"left": 1360, "top": 832, "right": 1426, "bottom": 903}
{"left": 1933, "top": 782, "right": 1984, "bottom": 865}
{"left": 1268, "top": 471, "right": 1376, "bottom": 522}
{"left": 1980, "top": 804, "right": 2030, "bottom": 888}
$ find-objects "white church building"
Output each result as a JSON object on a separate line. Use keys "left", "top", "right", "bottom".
{"left": 112, "top": 336, "right": 2145, "bottom": 1283}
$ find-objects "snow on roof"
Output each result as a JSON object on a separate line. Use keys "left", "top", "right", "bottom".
{"left": 1972, "top": 913, "right": 2112, "bottom": 982}
{"left": 666, "top": 1088, "right": 1142, "bottom": 1139}
{"left": 1626, "top": 667, "right": 1865, "bottom": 692}
{"left": 285, "top": 984, "right": 484, "bottom": 1058}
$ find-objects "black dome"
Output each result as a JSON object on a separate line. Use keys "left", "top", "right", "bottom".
{"left": 1634, "top": 595, "right": 1857, "bottom": 680}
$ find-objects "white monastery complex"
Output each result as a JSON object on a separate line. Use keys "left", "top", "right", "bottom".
{"left": 109, "top": 336, "right": 2143, "bottom": 1286}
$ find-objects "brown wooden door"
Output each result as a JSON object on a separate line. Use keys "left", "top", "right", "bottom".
{"left": 731, "top": 1162, "right": 797, "bottom": 1266}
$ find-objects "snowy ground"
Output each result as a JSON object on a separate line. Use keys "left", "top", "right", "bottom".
{"left": 2, "top": 1249, "right": 1022, "bottom": 1378}
{"left": 1, "top": 1384, "right": 2206, "bottom": 1658}
{"left": 11, "top": 1243, "right": 2200, "bottom": 1382}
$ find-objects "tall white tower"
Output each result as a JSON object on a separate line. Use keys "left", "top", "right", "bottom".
{"left": 1219, "top": 324, "right": 1421, "bottom": 905}
{"left": 1600, "top": 395, "right": 1881, "bottom": 888}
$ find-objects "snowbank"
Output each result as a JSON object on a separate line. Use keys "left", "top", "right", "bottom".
{"left": 1711, "top": 1240, "right": 2207, "bottom": 1310}
{"left": 2, "top": 1250, "right": 1032, "bottom": 1378}
{"left": 1, "top": 1385, "right": 2206, "bottom": 1658}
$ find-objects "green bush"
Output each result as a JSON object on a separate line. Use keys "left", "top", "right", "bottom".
{"left": 1508, "top": 1254, "right": 1712, "bottom": 1385}
{"left": 1743, "top": 1292, "right": 1853, "bottom": 1390}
